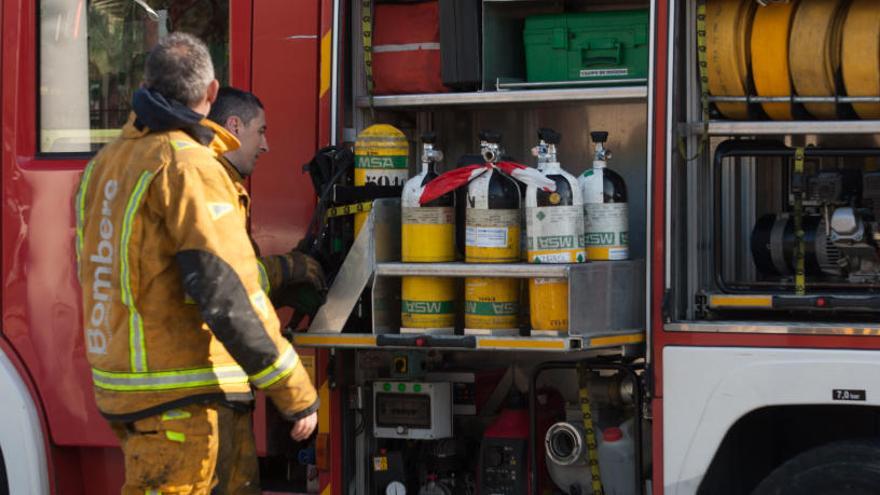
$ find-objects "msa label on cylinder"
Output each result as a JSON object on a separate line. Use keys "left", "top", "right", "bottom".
{"left": 526, "top": 205, "right": 586, "bottom": 262}
{"left": 584, "top": 203, "right": 629, "bottom": 260}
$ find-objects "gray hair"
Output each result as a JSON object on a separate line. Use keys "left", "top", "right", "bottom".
{"left": 144, "top": 32, "right": 214, "bottom": 106}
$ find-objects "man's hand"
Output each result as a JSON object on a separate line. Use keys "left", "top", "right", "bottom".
{"left": 290, "top": 411, "right": 318, "bottom": 441}
{"left": 286, "top": 251, "right": 326, "bottom": 292}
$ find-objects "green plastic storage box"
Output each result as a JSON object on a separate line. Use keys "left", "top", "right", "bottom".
{"left": 523, "top": 10, "right": 649, "bottom": 84}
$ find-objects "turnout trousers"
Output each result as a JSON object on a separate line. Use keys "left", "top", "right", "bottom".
{"left": 111, "top": 403, "right": 260, "bottom": 495}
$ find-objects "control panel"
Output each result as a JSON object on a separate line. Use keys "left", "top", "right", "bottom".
{"left": 479, "top": 438, "right": 528, "bottom": 495}
{"left": 373, "top": 381, "right": 453, "bottom": 440}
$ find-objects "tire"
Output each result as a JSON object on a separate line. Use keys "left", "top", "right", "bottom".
{"left": 752, "top": 439, "right": 880, "bottom": 495}
{"left": 0, "top": 447, "right": 7, "bottom": 495}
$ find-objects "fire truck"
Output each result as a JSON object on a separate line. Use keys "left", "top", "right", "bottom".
{"left": 3, "top": 0, "right": 880, "bottom": 494}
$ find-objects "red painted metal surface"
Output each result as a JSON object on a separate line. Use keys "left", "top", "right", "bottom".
{"left": 649, "top": 0, "right": 670, "bottom": 492}
{"left": 2, "top": 0, "right": 113, "bottom": 449}
{"left": 250, "top": 0, "right": 320, "bottom": 258}
{"left": 230, "top": 1, "right": 254, "bottom": 93}
{"left": 3, "top": 1, "right": 307, "bottom": 492}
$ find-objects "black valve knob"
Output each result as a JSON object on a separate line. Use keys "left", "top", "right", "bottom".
{"left": 421, "top": 131, "right": 437, "bottom": 144}
{"left": 591, "top": 131, "right": 609, "bottom": 143}
{"left": 479, "top": 130, "right": 503, "bottom": 143}
{"left": 538, "top": 128, "right": 562, "bottom": 145}
{"left": 484, "top": 446, "right": 504, "bottom": 468}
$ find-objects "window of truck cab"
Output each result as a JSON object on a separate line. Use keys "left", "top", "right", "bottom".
{"left": 39, "top": 0, "right": 230, "bottom": 154}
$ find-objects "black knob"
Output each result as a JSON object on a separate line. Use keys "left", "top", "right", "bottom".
{"left": 591, "top": 131, "right": 609, "bottom": 143}
{"left": 538, "top": 128, "right": 561, "bottom": 145}
{"left": 421, "top": 132, "right": 437, "bottom": 144}
{"left": 484, "top": 447, "right": 504, "bottom": 468}
{"left": 479, "top": 130, "right": 503, "bottom": 143}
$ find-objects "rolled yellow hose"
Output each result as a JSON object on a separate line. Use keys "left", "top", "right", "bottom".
{"left": 707, "top": 0, "right": 756, "bottom": 120}
{"left": 842, "top": 0, "right": 880, "bottom": 120}
{"left": 789, "top": 0, "right": 847, "bottom": 119}
{"left": 750, "top": 1, "right": 798, "bottom": 120}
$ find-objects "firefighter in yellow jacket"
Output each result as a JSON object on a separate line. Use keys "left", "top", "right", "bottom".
{"left": 206, "top": 86, "right": 325, "bottom": 309}
{"left": 75, "top": 33, "right": 318, "bottom": 495}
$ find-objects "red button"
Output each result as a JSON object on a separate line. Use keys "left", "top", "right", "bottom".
{"left": 816, "top": 297, "right": 827, "bottom": 307}
{"left": 415, "top": 338, "right": 426, "bottom": 347}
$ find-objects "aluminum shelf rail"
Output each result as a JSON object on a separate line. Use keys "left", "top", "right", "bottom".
{"left": 666, "top": 321, "right": 880, "bottom": 337}
{"left": 292, "top": 331, "right": 646, "bottom": 352}
{"left": 683, "top": 120, "right": 880, "bottom": 136}
{"left": 709, "top": 95, "right": 880, "bottom": 103}
{"left": 375, "top": 262, "right": 572, "bottom": 278}
{"left": 355, "top": 86, "right": 647, "bottom": 108}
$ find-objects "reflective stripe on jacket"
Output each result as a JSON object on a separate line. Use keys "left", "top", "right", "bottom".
{"left": 76, "top": 113, "right": 317, "bottom": 421}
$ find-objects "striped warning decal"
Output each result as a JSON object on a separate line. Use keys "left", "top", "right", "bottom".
{"left": 320, "top": 30, "right": 333, "bottom": 99}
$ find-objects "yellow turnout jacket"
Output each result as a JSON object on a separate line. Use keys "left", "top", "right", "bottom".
{"left": 75, "top": 91, "right": 317, "bottom": 422}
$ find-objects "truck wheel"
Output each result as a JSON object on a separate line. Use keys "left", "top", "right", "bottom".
{"left": 0, "top": 447, "right": 7, "bottom": 495}
{"left": 752, "top": 440, "right": 880, "bottom": 495}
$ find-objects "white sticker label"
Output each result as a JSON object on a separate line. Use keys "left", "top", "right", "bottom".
{"left": 402, "top": 206, "right": 454, "bottom": 225}
{"left": 466, "top": 226, "right": 508, "bottom": 248}
{"left": 579, "top": 68, "right": 630, "bottom": 78}
{"left": 533, "top": 252, "right": 572, "bottom": 263}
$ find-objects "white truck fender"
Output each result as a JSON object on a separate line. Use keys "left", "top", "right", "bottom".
{"left": 0, "top": 348, "right": 49, "bottom": 494}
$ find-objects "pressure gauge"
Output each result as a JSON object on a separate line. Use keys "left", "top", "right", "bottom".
{"left": 386, "top": 481, "right": 406, "bottom": 495}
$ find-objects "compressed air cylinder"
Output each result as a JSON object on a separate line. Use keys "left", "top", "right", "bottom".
{"left": 580, "top": 131, "right": 629, "bottom": 261}
{"left": 464, "top": 131, "right": 521, "bottom": 335}
{"left": 400, "top": 133, "right": 456, "bottom": 333}
{"left": 353, "top": 124, "right": 409, "bottom": 236}
{"left": 526, "top": 129, "right": 586, "bottom": 335}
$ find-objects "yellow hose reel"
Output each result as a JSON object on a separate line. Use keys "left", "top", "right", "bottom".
{"left": 788, "top": 0, "right": 848, "bottom": 119}
{"left": 842, "top": 0, "right": 880, "bottom": 120}
{"left": 708, "top": 0, "right": 880, "bottom": 121}
{"left": 707, "top": 0, "right": 756, "bottom": 120}
{"left": 750, "top": 0, "right": 798, "bottom": 120}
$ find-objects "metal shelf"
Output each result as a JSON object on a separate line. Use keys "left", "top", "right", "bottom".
{"left": 376, "top": 262, "right": 572, "bottom": 278}
{"left": 685, "top": 120, "right": 880, "bottom": 136}
{"left": 293, "top": 331, "right": 645, "bottom": 352}
{"left": 666, "top": 321, "right": 880, "bottom": 337}
{"left": 356, "top": 86, "right": 647, "bottom": 109}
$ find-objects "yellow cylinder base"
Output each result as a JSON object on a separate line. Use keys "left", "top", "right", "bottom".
{"left": 401, "top": 277, "right": 456, "bottom": 329}
{"left": 464, "top": 277, "right": 520, "bottom": 330}
{"left": 402, "top": 211, "right": 455, "bottom": 262}
{"left": 529, "top": 278, "right": 568, "bottom": 332}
